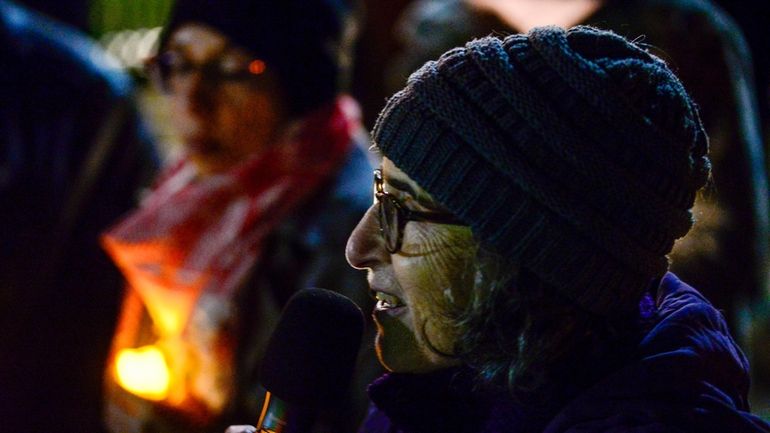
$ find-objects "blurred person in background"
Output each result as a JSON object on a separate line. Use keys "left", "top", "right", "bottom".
{"left": 710, "top": 0, "right": 770, "bottom": 128}
{"left": 0, "top": 1, "right": 157, "bottom": 432}
{"left": 342, "top": 26, "right": 769, "bottom": 433}
{"left": 100, "top": 0, "right": 379, "bottom": 432}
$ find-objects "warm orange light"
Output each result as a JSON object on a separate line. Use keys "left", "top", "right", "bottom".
{"left": 248, "top": 59, "right": 266, "bottom": 75}
{"left": 115, "top": 345, "right": 171, "bottom": 401}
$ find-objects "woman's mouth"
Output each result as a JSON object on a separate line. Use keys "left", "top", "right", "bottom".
{"left": 186, "top": 137, "right": 220, "bottom": 155}
{"left": 373, "top": 291, "right": 406, "bottom": 313}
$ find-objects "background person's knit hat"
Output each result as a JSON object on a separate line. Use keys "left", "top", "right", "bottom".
{"left": 372, "top": 25, "right": 711, "bottom": 316}
{"left": 161, "top": 0, "right": 355, "bottom": 116}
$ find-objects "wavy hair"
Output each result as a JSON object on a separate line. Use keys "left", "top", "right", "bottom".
{"left": 432, "top": 245, "right": 653, "bottom": 403}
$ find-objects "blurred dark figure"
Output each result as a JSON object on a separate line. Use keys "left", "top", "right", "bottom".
{"left": 710, "top": 0, "right": 770, "bottom": 407}
{"left": 0, "top": 1, "right": 156, "bottom": 432}
{"left": 350, "top": 0, "right": 414, "bottom": 127}
{"left": 711, "top": 0, "right": 770, "bottom": 128}
{"left": 15, "top": 0, "right": 89, "bottom": 31}
{"left": 100, "top": 1, "right": 379, "bottom": 432}
{"left": 388, "top": 0, "right": 769, "bottom": 337}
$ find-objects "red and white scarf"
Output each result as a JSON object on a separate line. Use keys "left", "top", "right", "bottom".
{"left": 102, "top": 96, "right": 360, "bottom": 339}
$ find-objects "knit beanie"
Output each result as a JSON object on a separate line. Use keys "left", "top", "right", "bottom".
{"left": 161, "top": 0, "right": 355, "bottom": 116}
{"left": 372, "top": 26, "right": 711, "bottom": 316}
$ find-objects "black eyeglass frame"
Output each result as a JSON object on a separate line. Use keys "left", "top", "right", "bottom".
{"left": 374, "top": 169, "right": 465, "bottom": 254}
{"left": 145, "top": 51, "right": 266, "bottom": 93}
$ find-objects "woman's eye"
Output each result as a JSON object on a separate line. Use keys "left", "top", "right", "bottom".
{"left": 385, "top": 187, "right": 410, "bottom": 203}
{"left": 163, "top": 53, "right": 192, "bottom": 74}
{"left": 218, "top": 57, "right": 246, "bottom": 74}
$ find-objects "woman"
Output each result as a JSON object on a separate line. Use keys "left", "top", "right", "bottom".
{"left": 382, "top": 0, "right": 770, "bottom": 333}
{"left": 346, "top": 26, "right": 770, "bottom": 432}
{"left": 101, "top": 0, "right": 377, "bottom": 431}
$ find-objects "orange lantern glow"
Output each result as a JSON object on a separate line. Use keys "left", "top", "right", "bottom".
{"left": 114, "top": 345, "right": 171, "bottom": 401}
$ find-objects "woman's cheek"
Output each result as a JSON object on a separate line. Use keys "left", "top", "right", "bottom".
{"left": 412, "top": 226, "right": 477, "bottom": 300}
{"left": 395, "top": 225, "right": 477, "bottom": 342}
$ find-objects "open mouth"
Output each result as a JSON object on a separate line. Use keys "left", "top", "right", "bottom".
{"left": 372, "top": 291, "right": 405, "bottom": 312}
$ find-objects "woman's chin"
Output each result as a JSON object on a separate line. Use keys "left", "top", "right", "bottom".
{"left": 373, "top": 313, "right": 456, "bottom": 374}
{"left": 189, "top": 153, "right": 235, "bottom": 175}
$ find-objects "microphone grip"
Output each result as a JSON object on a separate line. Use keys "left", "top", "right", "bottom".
{"left": 257, "top": 391, "right": 315, "bottom": 433}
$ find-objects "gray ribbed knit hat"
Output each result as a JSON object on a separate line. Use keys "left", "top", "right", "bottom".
{"left": 372, "top": 26, "right": 711, "bottom": 316}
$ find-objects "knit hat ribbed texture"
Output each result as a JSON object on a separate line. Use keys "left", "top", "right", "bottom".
{"left": 372, "top": 26, "right": 710, "bottom": 315}
{"left": 162, "top": 0, "right": 352, "bottom": 116}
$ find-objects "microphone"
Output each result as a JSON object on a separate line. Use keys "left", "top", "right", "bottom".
{"left": 256, "top": 288, "right": 364, "bottom": 433}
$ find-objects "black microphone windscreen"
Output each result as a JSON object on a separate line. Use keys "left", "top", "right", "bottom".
{"left": 260, "top": 288, "right": 364, "bottom": 408}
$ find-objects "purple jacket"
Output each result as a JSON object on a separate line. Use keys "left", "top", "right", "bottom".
{"left": 359, "top": 273, "right": 770, "bottom": 433}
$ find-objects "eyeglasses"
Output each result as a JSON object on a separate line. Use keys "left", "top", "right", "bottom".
{"left": 374, "top": 169, "right": 465, "bottom": 254}
{"left": 146, "top": 50, "right": 267, "bottom": 92}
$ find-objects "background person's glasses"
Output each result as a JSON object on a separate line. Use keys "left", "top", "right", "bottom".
{"left": 146, "top": 50, "right": 267, "bottom": 93}
{"left": 374, "top": 169, "right": 465, "bottom": 254}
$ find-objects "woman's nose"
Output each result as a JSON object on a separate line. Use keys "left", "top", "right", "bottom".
{"left": 174, "top": 71, "right": 215, "bottom": 118}
{"left": 346, "top": 206, "right": 388, "bottom": 270}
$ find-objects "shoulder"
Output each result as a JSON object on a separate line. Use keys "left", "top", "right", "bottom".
{"left": 647, "top": 272, "right": 742, "bottom": 357}
{"left": 305, "top": 140, "right": 374, "bottom": 247}
{"left": 285, "top": 139, "right": 374, "bottom": 307}
{"left": 543, "top": 272, "right": 767, "bottom": 433}
{"left": 329, "top": 137, "right": 376, "bottom": 210}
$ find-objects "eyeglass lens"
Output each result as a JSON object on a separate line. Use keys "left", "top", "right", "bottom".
{"left": 378, "top": 194, "right": 401, "bottom": 253}
{"left": 152, "top": 51, "right": 265, "bottom": 91}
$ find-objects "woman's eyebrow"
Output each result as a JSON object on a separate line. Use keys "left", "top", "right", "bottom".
{"left": 386, "top": 176, "right": 419, "bottom": 198}
{"left": 386, "top": 175, "right": 438, "bottom": 207}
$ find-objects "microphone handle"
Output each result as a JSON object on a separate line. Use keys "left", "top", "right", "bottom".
{"left": 257, "top": 391, "right": 315, "bottom": 433}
